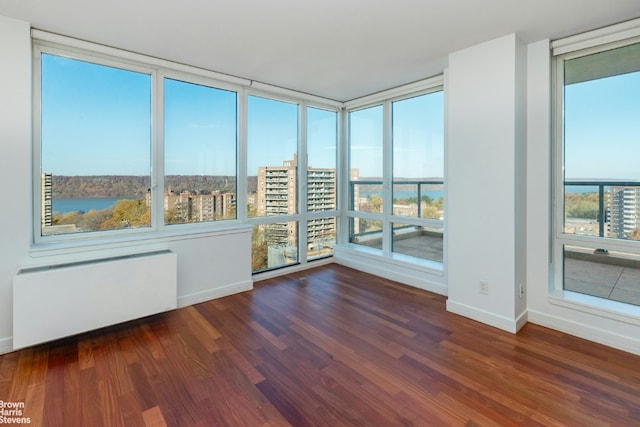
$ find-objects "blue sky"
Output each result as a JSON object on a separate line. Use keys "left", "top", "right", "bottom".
{"left": 41, "top": 54, "right": 337, "bottom": 178}
{"left": 44, "top": 52, "right": 640, "bottom": 184}
{"left": 565, "top": 71, "right": 640, "bottom": 181}
{"left": 349, "top": 91, "right": 444, "bottom": 178}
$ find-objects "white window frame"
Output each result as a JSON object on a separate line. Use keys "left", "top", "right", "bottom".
{"left": 31, "top": 31, "right": 342, "bottom": 261}
{"left": 551, "top": 19, "right": 640, "bottom": 308}
{"left": 343, "top": 76, "right": 445, "bottom": 270}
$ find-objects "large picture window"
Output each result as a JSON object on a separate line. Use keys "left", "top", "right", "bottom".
{"left": 39, "top": 53, "right": 152, "bottom": 237}
{"left": 346, "top": 84, "right": 444, "bottom": 265}
{"left": 164, "top": 78, "right": 237, "bottom": 225}
{"left": 247, "top": 96, "right": 299, "bottom": 271}
{"left": 391, "top": 91, "right": 444, "bottom": 263}
{"left": 555, "top": 39, "right": 640, "bottom": 306}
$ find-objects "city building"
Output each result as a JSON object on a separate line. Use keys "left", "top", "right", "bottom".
{"left": 163, "top": 188, "right": 236, "bottom": 223}
{"left": 256, "top": 155, "right": 336, "bottom": 247}
{"left": 41, "top": 172, "right": 52, "bottom": 227}
{"left": 609, "top": 186, "right": 640, "bottom": 238}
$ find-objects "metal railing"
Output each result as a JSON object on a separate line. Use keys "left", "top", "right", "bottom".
{"left": 564, "top": 180, "right": 640, "bottom": 238}
{"left": 349, "top": 179, "right": 444, "bottom": 240}
{"left": 349, "top": 179, "right": 444, "bottom": 218}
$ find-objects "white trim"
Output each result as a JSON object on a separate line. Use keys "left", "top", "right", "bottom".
{"left": 547, "top": 290, "right": 640, "bottom": 326}
{"left": 249, "top": 81, "right": 341, "bottom": 108}
{"left": 334, "top": 244, "right": 446, "bottom": 295}
{"left": 177, "top": 280, "right": 253, "bottom": 308}
{"left": 528, "top": 309, "right": 640, "bottom": 356}
{"left": 0, "top": 336, "right": 13, "bottom": 355}
{"left": 551, "top": 17, "right": 640, "bottom": 56}
{"left": 252, "top": 256, "right": 335, "bottom": 281}
{"left": 32, "top": 29, "right": 250, "bottom": 87}
{"left": 446, "top": 300, "right": 526, "bottom": 334}
{"left": 345, "top": 75, "right": 444, "bottom": 110}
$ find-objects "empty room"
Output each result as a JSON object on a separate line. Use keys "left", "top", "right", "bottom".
{"left": 2, "top": 1, "right": 640, "bottom": 425}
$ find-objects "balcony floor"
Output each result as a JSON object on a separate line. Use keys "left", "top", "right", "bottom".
{"left": 564, "top": 258, "right": 640, "bottom": 306}
{"left": 392, "top": 233, "right": 443, "bottom": 263}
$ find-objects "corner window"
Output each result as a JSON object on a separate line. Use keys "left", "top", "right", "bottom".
{"left": 555, "top": 39, "right": 640, "bottom": 306}
{"left": 347, "top": 85, "right": 444, "bottom": 266}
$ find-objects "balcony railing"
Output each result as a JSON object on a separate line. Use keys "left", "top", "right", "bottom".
{"left": 565, "top": 180, "right": 640, "bottom": 239}
{"left": 349, "top": 179, "right": 444, "bottom": 218}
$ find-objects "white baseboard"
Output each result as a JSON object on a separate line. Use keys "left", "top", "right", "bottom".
{"left": 177, "top": 280, "right": 253, "bottom": 308}
{"left": 528, "top": 309, "right": 640, "bottom": 356}
{"left": 0, "top": 336, "right": 13, "bottom": 355}
{"left": 447, "top": 299, "right": 526, "bottom": 333}
{"left": 335, "top": 245, "right": 447, "bottom": 296}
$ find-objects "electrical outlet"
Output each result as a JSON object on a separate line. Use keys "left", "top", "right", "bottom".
{"left": 479, "top": 280, "right": 489, "bottom": 295}
{"left": 519, "top": 283, "right": 525, "bottom": 298}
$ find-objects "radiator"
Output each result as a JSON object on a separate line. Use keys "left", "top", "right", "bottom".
{"left": 13, "top": 250, "right": 177, "bottom": 349}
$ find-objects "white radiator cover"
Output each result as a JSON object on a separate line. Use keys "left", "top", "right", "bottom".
{"left": 13, "top": 250, "right": 177, "bottom": 349}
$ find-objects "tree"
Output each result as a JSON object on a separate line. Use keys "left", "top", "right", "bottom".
{"left": 251, "top": 226, "right": 269, "bottom": 271}
{"left": 628, "top": 228, "right": 640, "bottom": 240}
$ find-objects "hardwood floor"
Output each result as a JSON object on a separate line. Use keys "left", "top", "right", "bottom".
{"left": 2, "top": 264, "right": 640, "bottom": 426}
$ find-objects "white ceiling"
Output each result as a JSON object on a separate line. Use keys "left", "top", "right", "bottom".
{"left": 1, "top": 0, "right": 640, "bottom": 102}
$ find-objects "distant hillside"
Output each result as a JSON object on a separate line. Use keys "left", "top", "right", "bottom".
{"left": 51, "top": 175, "right": 250, "bottom": 199}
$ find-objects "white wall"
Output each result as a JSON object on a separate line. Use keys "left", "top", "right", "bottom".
{"left": 0, "top": 15, "right": 253, "bottom": 354}
{"left": 0, "top": 15, "right": 32, "bottom": 353}
{"left": 446, "top": 34, "right": 527, "bottom": 333}
{"left": 526, "top": 39, "right": 640, "bottom": 355}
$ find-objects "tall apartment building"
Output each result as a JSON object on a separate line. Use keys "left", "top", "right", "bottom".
{"left": 256, "top": 155, "right": 336, "bottom": 248}
{"left": 608, "top": 186, "right": 640, "bottom": 238}
{"left": 41, "top": 172, "right": 52, "bottom": 227}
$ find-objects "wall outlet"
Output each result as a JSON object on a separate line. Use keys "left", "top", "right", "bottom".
{"left": 519, "top": 282, "right": 525, "bottom": 298}
{"left": 479, "top": 280, "right": 489, "bottom": 295}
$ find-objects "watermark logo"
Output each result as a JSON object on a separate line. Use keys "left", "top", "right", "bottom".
{"left": 0, "top": 401, "right": 31, "bottom": 424}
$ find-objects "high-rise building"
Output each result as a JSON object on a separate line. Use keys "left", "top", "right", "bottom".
{"left": 41, "top": 172, "right": 52, "bottom": 227}
{"left": 608, "top": 186, "right": 640, "bottom": 238}
{"left": 256, "top": 155, "right": 337, "bottom": 247}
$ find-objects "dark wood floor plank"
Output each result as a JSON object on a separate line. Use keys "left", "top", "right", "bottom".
{"left": 1, "top": 263, "right": 640, "bottom": 425}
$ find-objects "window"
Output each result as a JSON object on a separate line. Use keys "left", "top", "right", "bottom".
{"left": 346, "top": 86, "right": 444, "bottom": 265}
{"left": 39, "top": 53, "right": 152, "bottom": 237}
{"left": 391, "top": 92, "right": 444, "bottom": 262}
{"left": 248, "top": 96, "right": 299, "bottom": 271}
{"left": 555, "top": 38, "right": 640, "bottom": 306}
{"left": 348, "top": 105, "right": 384, "bottom": 249}
{"left": 307, "top": 107, "right": 338, "bottom": 259}
{"left": 164, "top": 78, "right": 237, "bottom": 225}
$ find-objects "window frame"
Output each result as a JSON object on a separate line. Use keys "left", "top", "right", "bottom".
{"left": 31, "top": 33, "right": 342, "bottom": 259}
{"left": 32, "top": 43, "right": 159, "bottom": 244}
{"left": 344, "top": 77, "right": 445, "bottom": 268}
{"left": 552, "top": 27, "right": 640, "bottom": 294}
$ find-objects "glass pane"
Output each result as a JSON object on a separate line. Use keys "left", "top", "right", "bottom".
{"left": 248, "top": 96, "right": 298, "bottom": 218}
{"left": 564, "top": 245, "right": 640, "bottom": 306}
{"left": 392, "top": 223, "right": 443, "bottom": 263}
{"left": 563, "top": 184, "right": 604, "bottom": 237}
{"left": 41, "top": 54, "right": 151, "bottom": 236}
{"left": 164, "top": 78, "right": 237, "bottom": 224}
{"left": 308, "top": 217, "right": 336, "bottom": 260}
{"left": 349, "top": 218, "right": 382, "bottom": 250}
{"left": 564, "top": 43, "right": 640, "bottom": 241}
{"left": 307, "top": 107, "right": 337, "bottom": 212}
{"left": 252, "top": 222, "right": 298, "bottom": 272}
{"left": 392, "top": 92, "right": 444, "bottom": 219}
{"left": 349, "top": 105, "right": 383, "bottom": 213}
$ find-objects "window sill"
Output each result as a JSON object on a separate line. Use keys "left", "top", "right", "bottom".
{"left": 30, "top": 222, "right": 253, "bottom": 260}
{"left": 548, "top": 289, "right": 640, "bottom": 327}
{"left": 336, "top": 243, "right": 444, "bottom": 276}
